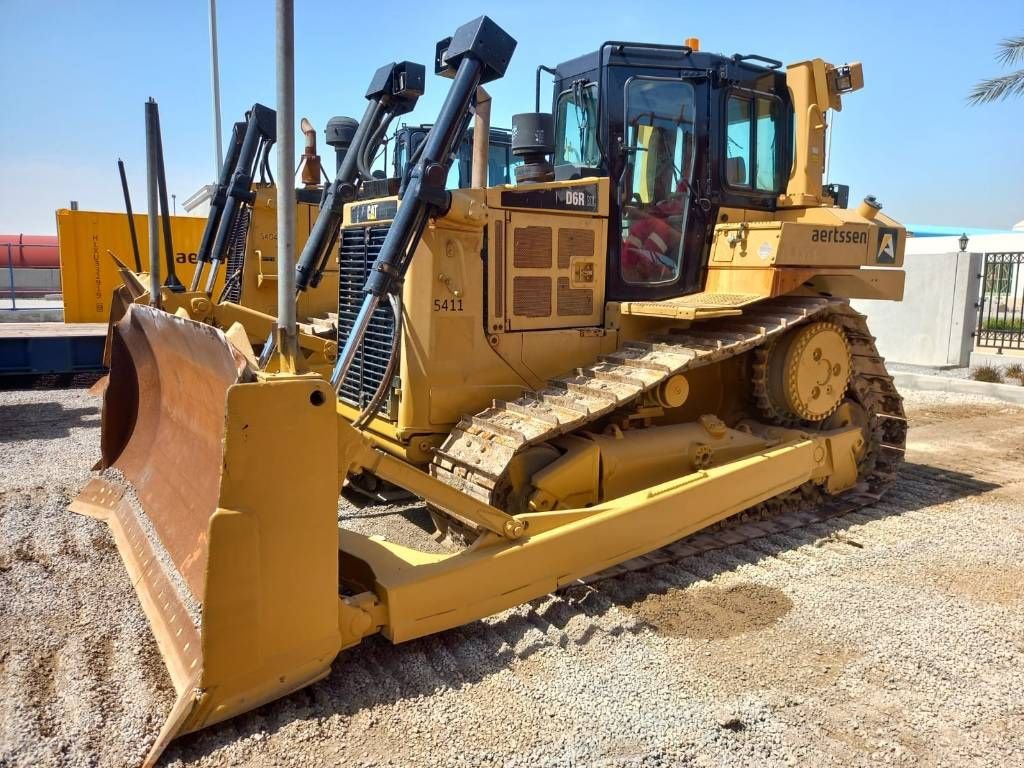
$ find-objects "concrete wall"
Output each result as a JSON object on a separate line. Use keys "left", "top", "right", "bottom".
{"left": 852, "top": 251, "right": 982, "bottom": 367}
{"left": 0, "top": 267, "right": 61, "bottom": 295}
{"left": 852, "top": 232, "right": 1024, "bottom": 368}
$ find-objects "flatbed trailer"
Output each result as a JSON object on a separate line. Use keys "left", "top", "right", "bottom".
{"left": 0, "top": 322, "right": 106, "bottom": 377}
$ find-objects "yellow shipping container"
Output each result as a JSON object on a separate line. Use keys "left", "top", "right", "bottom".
{"left": 56, "top": 209, "right": 221, "bottom": 322}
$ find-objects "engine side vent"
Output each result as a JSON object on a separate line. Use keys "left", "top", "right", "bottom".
{"left": 557, "top": 228, "right": 594, "bottom": 268}
{"left": 512, "top": 276, "right": 551, "bottom": 317}
{"left": 556, "top": 277, "right": 593, "bottom": 316}
{"left": 337, "top": 224, "right": 396, "bottom": 416}
{"left": 494, "top": 220, "right": 504, "bottom": 318}
{"left": 513, "top": 226, "right": 552, "bottom": 269}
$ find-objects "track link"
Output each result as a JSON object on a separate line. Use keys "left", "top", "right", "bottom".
{"left": 583, "top": 304, "right": 906, "bottom": 586}
{"left": 432, "top": 296, "right": 842, "bottom": 503}
{"left": 428, "top": 296, "right": 906, "bottom": 581}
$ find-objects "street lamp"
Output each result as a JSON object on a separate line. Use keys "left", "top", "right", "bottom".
{"left": 959, "top": 232, "right": 969, "bottom": 253}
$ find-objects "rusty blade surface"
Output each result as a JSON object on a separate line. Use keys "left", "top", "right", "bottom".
{"left": 87, "top": 374, "right": 109, "bottom": 398}
{"left": 100, "top": 303, "right": 251, "bottom": 601}
{"left": 102, "top": 282, "right": 141, "bottom": 367}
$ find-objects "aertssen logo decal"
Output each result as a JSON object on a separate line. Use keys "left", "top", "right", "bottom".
{"left": 810, "top": 228, "right": 867, "bottom": 244}
{"left": 876, "top": 228, "right": 899, "bottom": 264}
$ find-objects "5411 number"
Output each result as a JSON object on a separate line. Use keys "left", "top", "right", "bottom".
{"left": 432, "top": 298, "right": 464, "bottom": 312}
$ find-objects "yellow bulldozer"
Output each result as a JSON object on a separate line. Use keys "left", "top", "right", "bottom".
{"left": 71, "top": 16, "right": 907, "bottom": 765}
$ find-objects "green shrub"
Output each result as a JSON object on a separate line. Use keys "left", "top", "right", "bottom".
{"left": 983, "top": 318, "right": 1024, "bottom": 332}
{"left": 972, "top": 365, "right": 1004, "bottom": 383}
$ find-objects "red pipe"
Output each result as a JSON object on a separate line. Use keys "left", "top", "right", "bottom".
{"left": 0, "top": 234, "right": 60, "bottom": 268}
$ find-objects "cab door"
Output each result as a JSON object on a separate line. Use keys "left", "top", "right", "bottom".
{"left": 611, "top": 75, "right": 709, "bottom": 301}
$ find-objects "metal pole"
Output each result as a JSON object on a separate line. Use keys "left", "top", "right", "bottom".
{"left": 209, "top": 0, "right": 224, "bottom": 175}
{"left": 145, "top": 98, "right": 162, "bottom": 308}
{"left": 275, "top": 0, "right": 298, "bottom": 368}
{"left": 6, "top": 243, "right": 15, "bottom": 310}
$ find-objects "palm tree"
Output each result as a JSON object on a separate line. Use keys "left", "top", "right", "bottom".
{"left": 968, "top": 35, "right": 1024, "bottom": 104}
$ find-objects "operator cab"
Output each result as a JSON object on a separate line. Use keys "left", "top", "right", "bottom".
{"left": 546, "top": 43, "right": 792, "bottom": 301}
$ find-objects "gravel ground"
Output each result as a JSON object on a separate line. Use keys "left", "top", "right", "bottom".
{"left": 1, "top": 384, "right": 1023, "bottom": 767}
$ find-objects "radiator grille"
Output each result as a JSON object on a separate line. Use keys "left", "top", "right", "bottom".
{"left": 513, "top": 276, "right": 551, "bottom": 317}
{"left": 513, "top": 226, "right": 552, "bottom": 269}
{"left": 337, "top": 224, "right": 396, "bottom": 414}
{"left": 557, "top": 277, "right": 593, "bottom": 316}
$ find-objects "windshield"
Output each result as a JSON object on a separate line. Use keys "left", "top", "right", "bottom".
{"left": 554, "top": 82, "right": 600, "bottom": 167}
{"left": 619, "top": 77, "right": 696, "bottom": 285}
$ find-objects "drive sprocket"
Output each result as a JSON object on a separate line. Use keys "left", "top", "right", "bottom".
{"left": 752, "top": 320, "right": 852, "bottom": 424}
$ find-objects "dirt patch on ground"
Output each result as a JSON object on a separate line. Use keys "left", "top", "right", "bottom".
{"left": 626, "top": 581, "right": 792, "bottom": 639}
{"left": 901, "top": 400, "right": 1015, "bottom": 428}
{"left": 685, "top": 629, "right": 861, "bottom": 698}
{"left": 920, "top": 564, "right": 1024, "bottom": 607}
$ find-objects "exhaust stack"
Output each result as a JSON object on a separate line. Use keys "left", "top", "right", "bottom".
{"left": 299, "top": 117, "right": 322, "bottom": 187}
{"left": 471, "top": 87, "right": 491, "bottom": 188}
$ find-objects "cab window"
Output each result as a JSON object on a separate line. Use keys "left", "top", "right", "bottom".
{"left": 488, "top": 142, "right": 520, "bottom": 186}
{"left": 619, "top": 77, "right": 696, "bottom": 285}
{"left": 554, "top": 82, "right": 600, "bottom": 167}
{"left": 446, "top": 157, "right": 461, "bottom": 189}
{"left": 725, "top": 93, "right": 781, "bottom": 193}
{"left": 396, "top": 129, "right": 426, "bottom": 178}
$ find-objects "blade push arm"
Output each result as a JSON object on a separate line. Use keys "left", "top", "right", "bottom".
{"left": 191, "top": 104, "right": 277, "bottom": 294}
{"left": 330, "top": 16, "right": 516, "bottom": 391}
{"left": 294, "top": 61, "right": 425, "bottom": 294}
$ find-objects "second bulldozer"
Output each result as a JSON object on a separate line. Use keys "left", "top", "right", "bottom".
{"left": 71, "top": 15, "right": 907, "bottom": 766}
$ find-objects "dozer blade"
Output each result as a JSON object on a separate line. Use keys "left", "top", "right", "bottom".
{"left": 70, "top": 304, "right": 342, "bottom": 766}
{"left": 92, "top": 255, "right": 149, "bottom": 397}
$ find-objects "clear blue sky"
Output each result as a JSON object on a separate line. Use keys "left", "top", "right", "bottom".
{"left": 1, "top": 0, "right": 1021, "bottom": 233}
